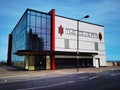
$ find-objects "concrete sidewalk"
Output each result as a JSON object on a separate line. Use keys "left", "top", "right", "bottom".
{"left": 0, "top": 65, "right": 120, "bottom": 79}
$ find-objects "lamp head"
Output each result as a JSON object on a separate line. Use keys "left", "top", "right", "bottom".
{"left": 84, "top": 15, "right": 89, "bottom": 18}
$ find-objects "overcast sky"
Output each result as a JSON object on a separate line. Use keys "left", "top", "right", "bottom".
{"left": 0, "top": 0, "right": 120, "bottom": 61}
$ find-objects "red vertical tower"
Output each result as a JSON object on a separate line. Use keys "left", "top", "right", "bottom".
{"left": 7, "top": 34, "right": 12, "bottom": 66}
{"left": 49, "top": 9, "right": 55, "bottom": 70}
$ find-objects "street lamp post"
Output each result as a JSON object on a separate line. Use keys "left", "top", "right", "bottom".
{"left": 77, "top": 15, "right": 89, "bottom": 72}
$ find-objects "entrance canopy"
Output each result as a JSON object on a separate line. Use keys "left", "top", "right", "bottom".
{"left": 15, "top": 50, "right": 98, "bottom": 56}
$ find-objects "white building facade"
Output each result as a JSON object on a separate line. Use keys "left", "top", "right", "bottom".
{"left": 55, "top": 15, "right": 106, "bottom": 68}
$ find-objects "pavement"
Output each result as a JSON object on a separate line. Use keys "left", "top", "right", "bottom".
{"left": 0, "top": 66, "right": 120, "bottom": 90}
{"left": 0, "top": 65, "right": 120, "bottom": 79}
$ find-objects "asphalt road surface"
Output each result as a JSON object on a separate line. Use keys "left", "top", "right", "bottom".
{"left": 0, "top": 70, "right": 120, "bottom": 90}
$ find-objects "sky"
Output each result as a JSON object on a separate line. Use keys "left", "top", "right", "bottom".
{"left": 0, "top": 0, "right": 120, "bottom": 62}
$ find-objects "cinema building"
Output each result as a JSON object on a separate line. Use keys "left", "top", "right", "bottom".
{"left": 7, "top": 9, "right": 106, "bottom": 70}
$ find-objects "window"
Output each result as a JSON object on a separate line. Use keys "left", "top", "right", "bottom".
{"left": 26, "top": 10, "right": 51, "bottom": 51}
{"left": 31, "top": 11, "right": 36, "bottom": 15}
{"left": 42, "top": 14, "right": 46, "bottom": 18}
{"left": 30, "top": 27, "right": 35, "bottom": 34}
{"left": 47, "top": 35, "right": 51, "bottom": 46}
{"left": 95, "top": 42, "right": 98, "bottom": 50}
{"left": 42, "top": 28, "right": 47, "bottom": 34}
{"left": 36, "top": 27, "right": 41, "bottom": 34}
{"left": 64, "top": 39, "right": 69, "bottom": 49}
{"left": 47, "top": 19, "right": 51, "bottom": 29}
{"left": 36, "top": 12, "right": 41, "bottom": 17}
{"left": 42, "top": 18, "right": 46, "bottom": 28}
{"left": 11, "top": 13, "right": 27, "bottom": 68}
{"left": 36, "top": 16, "right": 41, "bottom": 27}
{"left": 30, "top": 15, "right": 35, "bottom": 26}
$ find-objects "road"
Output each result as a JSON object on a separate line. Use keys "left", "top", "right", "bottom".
{"left": 0, "top": 70, "right": 120, "bottom": 90}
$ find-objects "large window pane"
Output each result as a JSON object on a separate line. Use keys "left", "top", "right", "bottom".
{"left": 42, "top": 14, "right": 46, "bottom": 18}
{"left": 42, "top": 28, "right": 46, "bottom": 34}
{"left": 47, "top": 29, "right": 50, "bottom": 35}
{"left": 38, "top": 34, "right": 42, "bottom": 38}
{"left": 27, "top": 10, "right": 30, "bottom": 14}
{"left": 46, "top": 46, "right": 50, "bottom": 51}
{"left": 36, "top": 17, "right": 41, "bottom": 27}
{"left": 30, "top": 27, "right": 35, "bottom": 34}
{"left": 47, "top": 35, "right": 51, "bottom": 46}
{"left": 42, "top": 18, "right": 46, "bottom": 28}
{"left": 47, "top": 15, "right": 51, "bottom": 19}
{"left": 36, "top": 12, "right": 41, "bottom": 17}
{"left": 31, "top": 15, "right": 35, "bottom": 26}
{"left": 47, "top": 19, "right": 51, "bottom": 29}
{"left": 36, "top": 27, "right": 41, "bottom": 34}
{"left": 42, "top": 34, "right": 46, "bottom": 43}
{"left": 31, "top": 11, "right": 36, "bottom": 15}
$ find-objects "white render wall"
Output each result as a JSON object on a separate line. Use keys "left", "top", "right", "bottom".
{"left": 55, "top": 16, "right": 106, "bottom": 66}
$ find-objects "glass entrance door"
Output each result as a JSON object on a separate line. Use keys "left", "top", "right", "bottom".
{"left": 35, "top": 56, "right": 46, "bottom": 70}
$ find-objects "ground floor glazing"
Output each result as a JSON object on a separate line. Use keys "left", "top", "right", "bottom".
{"left": 22, "top": 55, "right": 94, "bottom": 70}
{"left": 11, "top": 50, "right": 100, "bottom": 70}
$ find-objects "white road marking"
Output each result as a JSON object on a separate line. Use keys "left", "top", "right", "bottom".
{"left": 47, "top": 82, "right": 66, "bottom": 87}
{"left": 0, "top": 74, "right": 66, "bottom": 84}
{"left": 110, "top": 73, "right": 120, "bottom": 76}
{"left": 78, "top": 76, "right": 88, "bottom": 79}
{"left": 17, "top": 86, "right": 46, "bottom": 90}
{"left": 0, "top": 76, "right": 50, "bottom": 84}
{"left": 69, "top": 75, "right": 74, "bottom": 77}
{"left": 89, "top": 75, "right": 101, "bottom": 80}
{"left": 0, "top": 75, "right": 29, "bottom": 79}
{"left": 67, "top": 80, "right": 76, "bottom": 83}
{"left": 17, "top": 82, "right": 66, "bottom": 90}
